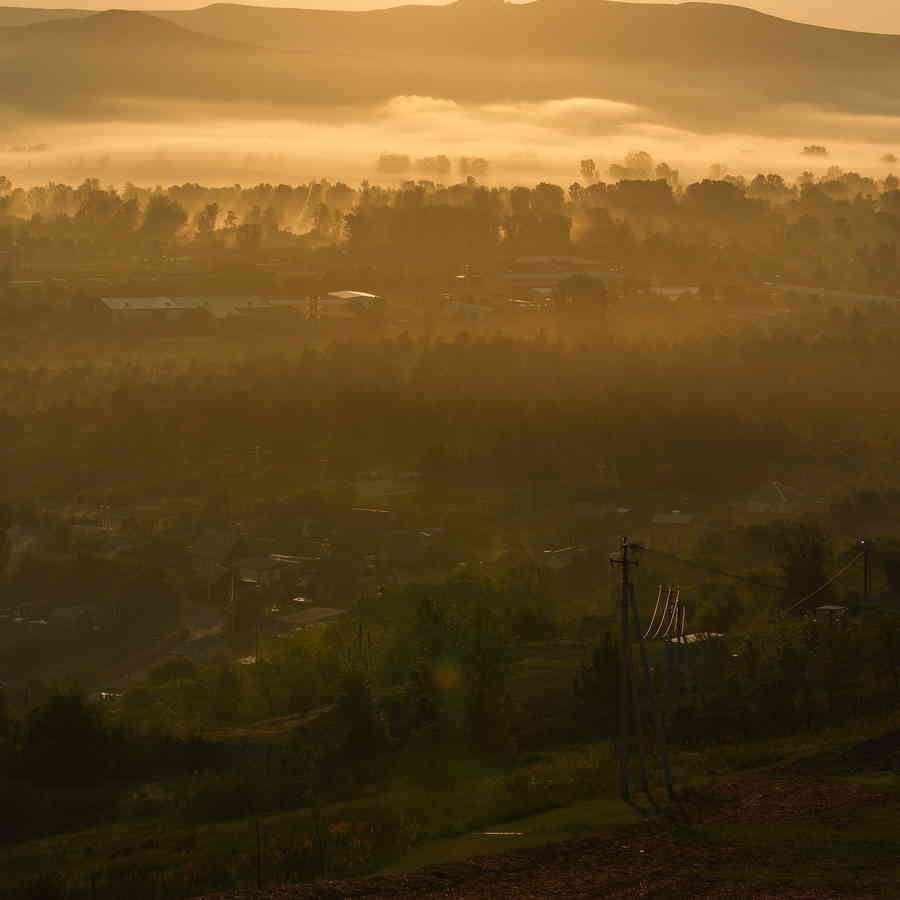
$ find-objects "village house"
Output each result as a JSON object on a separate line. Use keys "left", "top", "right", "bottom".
{"left": 312, "top": 291, "right": 384, "bottom": 319}
{"left": 97, "top": 296, "right": 311, "bottom": 321}
{"left": 236, "top": 556, "right": 283, "bottom": 589}
{"left": 188, "top": 529, "right": 244, "bottom": 584}
{"left": 651, "top": 510, "right": 696, "bottom": 526}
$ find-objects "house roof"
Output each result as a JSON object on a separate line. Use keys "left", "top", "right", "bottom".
{"left": 100, "top": 296, "right": 204, "bottom": 311}
{"left": 188, "top": 529, "right": 242, "bottom": 561}
{"left": 274, "top": 606, "right": 346, "bottom": 627}
{"left": 497, "top": 272, "right": 614, "bottom": 284}
{"left": 748, "top": 481, "right": 804, "bottom": 506}
{"left": 237, "top": 556, "right": 283, "bottom": 571}
{"left": 326, "top": 291, "right": 382, "bottom": 302}
{"left": 652, "top": 510, "right": 695, "bottom": 525}
{"left": 672, "top": 631, "right": 724, "bottom": 644}
{"left": 100, "top": 296, "right": 310, "bottom": 317}
{"left": 513, "top": 256, "right": 608, "bottom": 266}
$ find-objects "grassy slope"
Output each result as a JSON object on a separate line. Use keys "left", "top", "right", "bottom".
{"left": 5, "top": 711, "right": 900, "bottom": 899}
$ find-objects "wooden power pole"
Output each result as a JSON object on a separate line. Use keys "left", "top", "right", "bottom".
{"left": 611, "top": 537, "right": 675, "bottom": 804}
{"left": 611, "top": 537, "right": 650, "bottom": 801}
{"left": 860, "top": 539, "right": 872, "bottom": 603}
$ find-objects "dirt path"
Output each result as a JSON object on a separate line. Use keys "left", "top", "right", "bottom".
{"left": 199, "top": 771, "right": 887, "bottom": 900}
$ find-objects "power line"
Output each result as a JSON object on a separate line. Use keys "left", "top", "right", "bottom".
{"left": 782, "top": 550, "right": 865, "bottom": 615}
{"left": 659, "top": 587, "right": 681, "bottom": 639}
{"left": 640, "top": 546, "right": 785, "bottom": 593}
{"left": 639, "top": 544, "right": 868, "bottom": 616}
{"left": 643, "top": 586, "right": 664, "bottom": 640}
{"left": 649, "top": 587, "right": 674, "bottom": 640}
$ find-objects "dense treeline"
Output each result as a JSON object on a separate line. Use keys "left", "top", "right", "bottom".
{"left": 6, "top": 156, "right": 900, "bottom": 291}
{"left": 2, "top": 323, "right": 900, "bottom": 511}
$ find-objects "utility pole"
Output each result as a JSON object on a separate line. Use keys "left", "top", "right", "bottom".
{"left": 255, "top": 818, "right": 263, "bottom": 889}
{"left": 629, "top": 585, "right": 674, "bottom": 800}
{"left": 860, "top": 539, "right": 872, "bottom": 603}
{"left": 611, "top": 537, "right": 632, "bottom": 801}
{"left": 611, "top": 537, "right": 650, "bottom": 801}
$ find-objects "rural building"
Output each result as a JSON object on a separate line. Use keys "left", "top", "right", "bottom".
{"left": 48, "top": 605, "right": 100, "bottom": 631}
{"left": 542, "top": 545, "right": 585, "bottom": 570}
{"left": 494, "top": 271, "right": 616, "bottom": 292}
{"left": 272, "top": 606, "right": 346, "bottom": 634}
{"left": 312, "top": 291, "right": 384, "bottom": 319}
{"left": 815, "top": 604, "right": 848, "bottom": 625}
{"left": 98, "top": 296, "right": 311, "bottom": 321}
{"left": 737, "top": 481, "right": 823, "bottom": 516}
{"left": 492, "top": 257, "right": 624, "bottom": 294}
{"left": 236, "top": 556, "right": 283, "bottom": 588}
{"left": 188, "top": 529, "right": 244, "bottom": 583}
{"left": 441, "top": 300, "right": 493, "bottom": 323}
{"left": 670, "top": 631, "right": 724, "bottom": 645}
{"left": 651, "top": 510, "right": 695, "bottom": 526}
{"left": 99, "top": 297, "right": 208, "bottom": 320}
{"left": 745, "top": 481, "right": 795, "bottom": 514}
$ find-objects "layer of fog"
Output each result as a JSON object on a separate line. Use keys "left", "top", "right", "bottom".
{"left": 3, "top": 94, "right": 900, "bottom": 188}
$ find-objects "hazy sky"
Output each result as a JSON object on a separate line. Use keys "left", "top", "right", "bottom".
{"left": 12, "top": 0, "right": 900, "bottom": 36}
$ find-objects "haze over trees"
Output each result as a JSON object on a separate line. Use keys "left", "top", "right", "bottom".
{"left": 3, "top": 0, "right": 900, "bottom": 154}
{"left": 4, "top": 2, "right": 900, "bottom": 898}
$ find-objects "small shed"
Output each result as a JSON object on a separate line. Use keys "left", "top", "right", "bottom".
{"left": 815, "top": 604, "right": 848, "bottom": 625}
{"left": 651, "top": 510, "right": 695, "bottom": 526}
{"left": 236, "top": 557, "right": 283, "bottom": 587}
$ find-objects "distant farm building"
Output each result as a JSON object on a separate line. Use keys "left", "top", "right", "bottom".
{"left": 236, "top": 556, "right": 283, "bottom": 588}
{"left": 98, "top": 296, "right": 311, "bottom": 321}
{"left": 100, "top": 297, "right": 207, "bottom": 320}
{"left": 491, "top": 256, "right": 624, "bottom": 294}
{"left": 313, "top": 291, "right": 384, "bottom": 319}
{"left": 815, "top": 605, "right": 848, "bottom": 625}
{"left": 651, "top": 510, "right": 695, "bottom": 526}
{"left": 188, "top": 529, "right": 244, "bottom": 583}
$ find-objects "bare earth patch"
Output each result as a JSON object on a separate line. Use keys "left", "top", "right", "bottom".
{"left": 199, "top": 771, "right": 889, "bottom": 900}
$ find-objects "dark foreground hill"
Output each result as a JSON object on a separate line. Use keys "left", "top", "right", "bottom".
{"left": 195, "top": 744, "right": 900, "bottom": 900}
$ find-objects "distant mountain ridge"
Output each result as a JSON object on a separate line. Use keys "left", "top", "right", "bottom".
{"left": 155, "top": 0, "right": 900, "bottom": 65}
{"left": 5, "top": 1, "right": 900, "bottom": 61}
{"left": 2, "top": 1, "right": 900, "bottom": 128}
{"left": 0, "top": 7, "right": 237, "bottom": 46}
{"left": 0, "top": 6, "right": 92, "bottom": 27}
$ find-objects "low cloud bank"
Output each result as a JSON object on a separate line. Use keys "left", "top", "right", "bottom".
{"left": 2, "top": 93, "right": 900, "bottom": 187}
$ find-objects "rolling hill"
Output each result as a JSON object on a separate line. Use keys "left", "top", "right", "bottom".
{"left": 0, "top": 6, "right": 92, "bottom": 27}
{"left": 2, "top": 1, "right": 900, "bottom": 130}
{"left": 0, "top": 10, "right": 269, "bottom": 114}
{"left": 155, "top": 0, "right": 900, "bottom": 65}
{"left": 0, "top": 6, "right": 238, "bottom": 47}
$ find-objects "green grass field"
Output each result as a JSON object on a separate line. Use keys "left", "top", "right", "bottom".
{"left": 6, "top": 709, "right": 900, "bottom": 899}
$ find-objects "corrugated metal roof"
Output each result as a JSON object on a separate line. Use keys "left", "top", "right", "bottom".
{"left": 100, "top": 296, "right": 311, "bottom": 317}
{"left": 513, "top": 256, "right": 607, "bottom": 266}
{"left": 326, "top": 291, "right": 381, "bottom": 301}
{"left": 100, "top": 297, "right": 203, "bottom": 311}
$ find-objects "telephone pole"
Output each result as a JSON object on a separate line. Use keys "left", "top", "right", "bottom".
{"left": 611, "top": 537, "right": 650, "bottom": 801}
{"left": 629, "top": 586, "right": 674, "bottom": 800}
{"left": 860, "top": 539, "right": 872, "bottom": 603}
{"left": 611, "top": 538, "right": 676, "bottom": 803}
